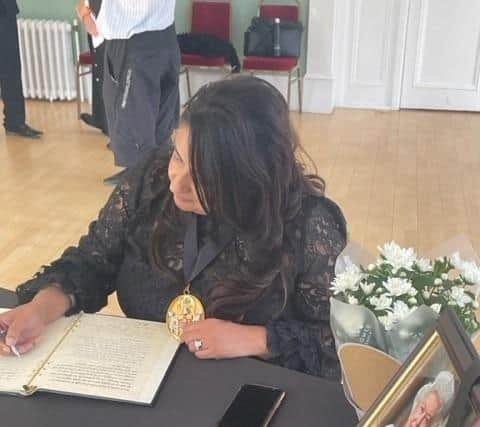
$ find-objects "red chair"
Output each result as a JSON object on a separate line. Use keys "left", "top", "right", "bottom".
{"left": 243, "top": 0, "right": 303, "bottom": 112}
{"left": 75, "top": 51, "right": 93, "bottom": 118}
{"left": 72, "top": 21, "right": 94, "bottom": 118}
{"left": 180, "top": 0, "right": 232, "bottom": 99}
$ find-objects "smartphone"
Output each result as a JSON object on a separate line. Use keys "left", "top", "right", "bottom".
{"left": 218, "top": 384, "right": 286, "bottom": 427}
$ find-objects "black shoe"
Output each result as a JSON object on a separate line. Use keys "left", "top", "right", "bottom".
{"left": 5, "top": 123, "right": 43, "bottom": 139}
{"left": 80, "top": 113, "right": 100, "bottom": 129}
{"left": 103, "top": 168, "right": 129, "bottom": 186}
{"left": 81, "top": 113, "right": 109, "bottom": 135}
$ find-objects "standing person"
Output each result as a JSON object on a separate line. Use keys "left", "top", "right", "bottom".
{"left": 79, "top": 0, "right": 108, "bottom": 135}
{"left": 76, "top": 0, "right": 180, "bottom": 185}
{"left": 0, "top": 0, "right": 43, "bottom": 139}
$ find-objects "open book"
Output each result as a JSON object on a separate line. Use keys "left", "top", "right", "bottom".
{"left": 0, "top": 308, "right": 179, "bottom": 405}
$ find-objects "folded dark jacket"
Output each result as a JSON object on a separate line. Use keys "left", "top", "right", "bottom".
{"left": 177, "top": 32, "right": 240, "bottom": 73}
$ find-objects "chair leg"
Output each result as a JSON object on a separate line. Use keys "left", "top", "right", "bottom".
{"left": 297, "top": 67, "right": 303, "bottom": 114}
{"left": 287, "top": 71, "right": 292, "bottom": 110}
{"left": 185, "top": 67, "right": 192, "bottom": 100}
{"left": 76, "top": 63, "right": 81, "bottom": 119}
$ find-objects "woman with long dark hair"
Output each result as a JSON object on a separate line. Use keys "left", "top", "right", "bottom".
{"left": 0, "top": 77, "right": 347, "bottom": 378}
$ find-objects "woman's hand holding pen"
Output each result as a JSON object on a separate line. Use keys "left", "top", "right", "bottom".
{"left": 0, "top": 286, "right": 71, "bottom": 356}
{"left": 0, "top": 303, "right": 46, "bottom": 356}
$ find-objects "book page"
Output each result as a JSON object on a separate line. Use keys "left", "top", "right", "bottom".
{"left": 37, "top": 313, "right": 179, "bottom": 404}
{"left": 0, "top": 308, "right": 78, "bottom": 394}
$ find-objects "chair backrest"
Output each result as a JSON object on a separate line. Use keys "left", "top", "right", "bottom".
{"left": 191, "top": 1, "right": 231, "bottom": 41}
{"left": 259, "top": 2, "right": 299, "bottom": 21}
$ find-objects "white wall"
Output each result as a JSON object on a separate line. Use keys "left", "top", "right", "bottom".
{"left": 302, "top": 0, "right": 336, "bottom": 113}
{"left": 336, "top": 0, "right": 409, "bottom": 109}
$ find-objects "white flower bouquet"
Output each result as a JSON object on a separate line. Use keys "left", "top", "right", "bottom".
{"left": 330, "top": 242, "right": 480, "bottom": 362}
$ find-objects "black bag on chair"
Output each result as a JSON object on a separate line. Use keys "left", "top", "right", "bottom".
{"left": 244, "top": 16, "right": 304, "bottom": 58}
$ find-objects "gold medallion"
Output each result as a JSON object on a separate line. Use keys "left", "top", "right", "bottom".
{"left": 166, "top": 284, "right": 205, "bottom": 340}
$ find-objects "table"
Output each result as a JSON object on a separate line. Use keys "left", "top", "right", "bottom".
{"left": 0, "top": 288, "right": 357, "bottom": 427}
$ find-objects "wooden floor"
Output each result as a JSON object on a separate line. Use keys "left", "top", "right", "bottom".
{"left": 1, "top": 101, "right": 479, "bottom": 312}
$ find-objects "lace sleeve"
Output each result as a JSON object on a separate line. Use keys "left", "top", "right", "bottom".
{"left": 265, "top": 198, "right": 346, "bottom": 378}
{"left": 15, "top": 150, "right": 171, "bottom": 315}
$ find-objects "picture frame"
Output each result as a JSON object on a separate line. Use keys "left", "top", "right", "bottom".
{"left": 359, "top": 307, "right": 480, "bottom": 427}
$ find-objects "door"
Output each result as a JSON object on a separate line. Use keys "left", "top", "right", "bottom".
{"left": 401, "top": 0, "right": 480, "bottom": 111}
{"left": 339, "top": 0, "right": 409, "bottom": 109}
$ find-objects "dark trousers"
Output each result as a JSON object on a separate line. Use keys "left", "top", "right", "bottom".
{"left": 0, "top": 15, "right": 25, "bottom": 128}
{"left": 103, "top": 25, "right": 180, "bottom": 168}
{"left": 87, "top": 35, "right": 108, "bottom": 133}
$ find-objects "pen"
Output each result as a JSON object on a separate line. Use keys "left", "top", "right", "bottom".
{"left": 0, "top": 328, "right": 21, "bottom": 358}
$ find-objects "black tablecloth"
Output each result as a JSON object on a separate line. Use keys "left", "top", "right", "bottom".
{"left": 0, "top": 288, "right": 357, "bottom": 427}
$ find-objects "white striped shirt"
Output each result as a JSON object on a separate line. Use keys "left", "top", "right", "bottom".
{"left": 95, "top": 0, "right": 176, "bottom": 40}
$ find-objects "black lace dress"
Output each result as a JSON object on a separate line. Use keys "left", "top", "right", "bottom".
{"left": 16, "top": 150, "right": 347, "bottom": 379}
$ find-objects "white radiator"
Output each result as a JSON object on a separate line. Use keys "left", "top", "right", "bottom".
{"left": 17, "top": 19, "right": 77, "bottom": 101}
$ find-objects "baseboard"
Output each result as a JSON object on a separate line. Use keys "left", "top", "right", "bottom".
{"left": 302, "top": 74, "right": 336, "bottom": 113}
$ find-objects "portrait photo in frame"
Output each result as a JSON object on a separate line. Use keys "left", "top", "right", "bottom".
{"left": 359, "top": 307, "right": 480, "bottom": 427}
